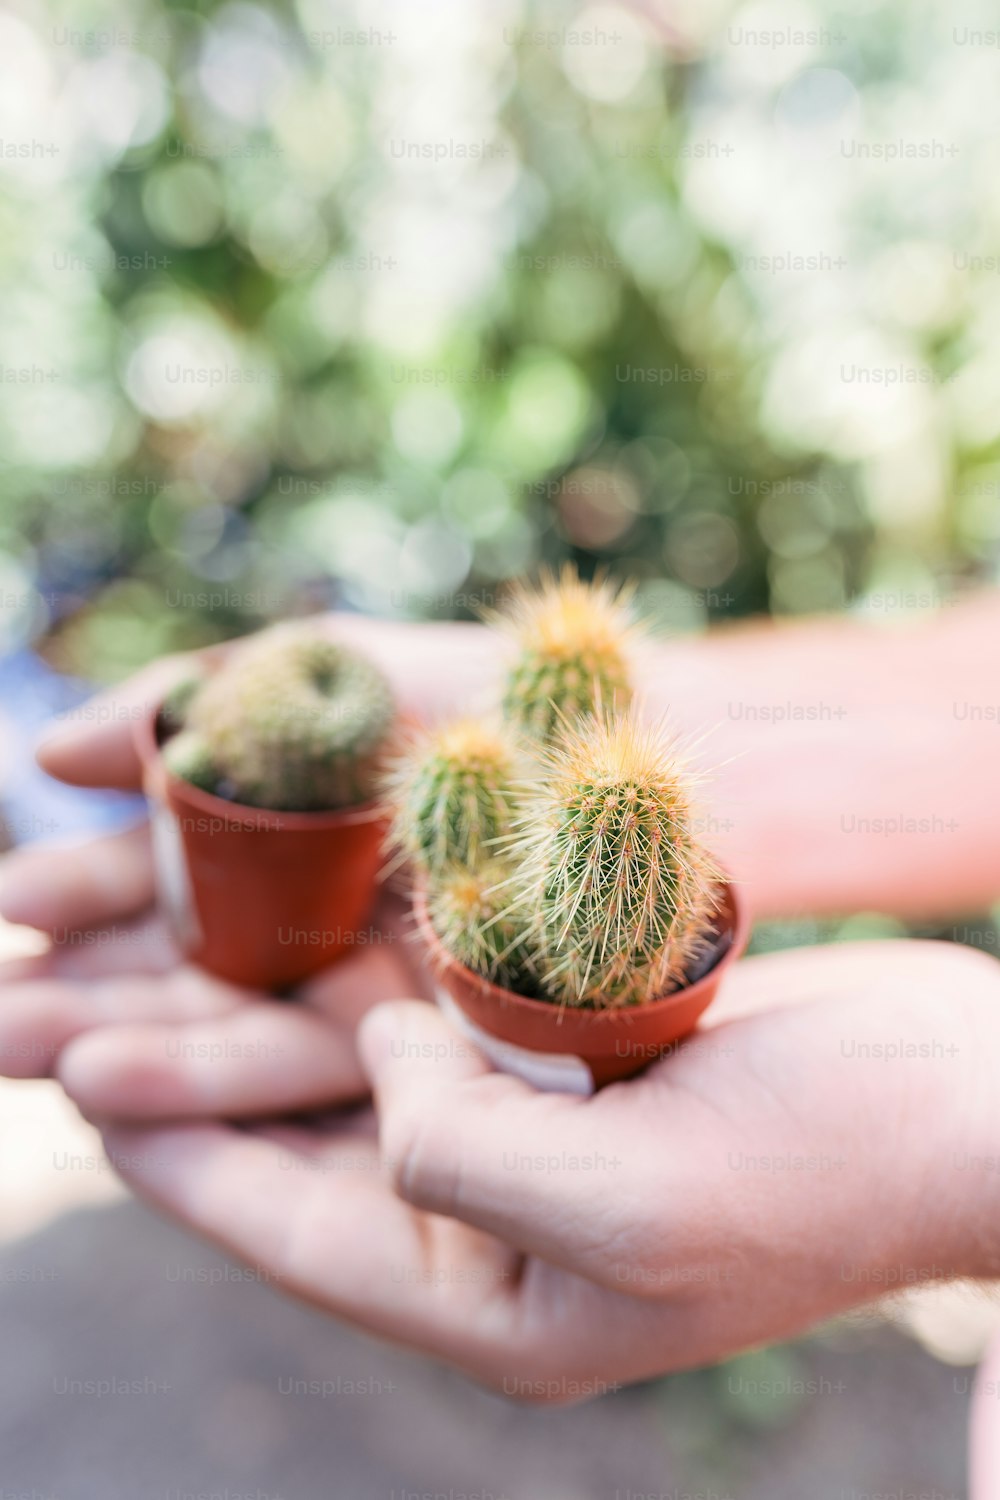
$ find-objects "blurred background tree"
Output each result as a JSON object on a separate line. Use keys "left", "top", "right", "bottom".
{"left": 7, "top": 0, "right": 1000, "bottom": 683}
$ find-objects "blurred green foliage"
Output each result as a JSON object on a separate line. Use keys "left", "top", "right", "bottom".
{"left": 2, "top": 0, "right": 1000, "bottom": 681}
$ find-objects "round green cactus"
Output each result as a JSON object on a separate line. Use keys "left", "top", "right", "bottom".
{"left": 161, "top": 729, "right": 219, "bottom": 794}
{"left": 428, "top": 861, "right": 537, "bottom": 993}
{"left": 386, "top": 718, "right": 517, "bottom": 876}
{"left": 162, "top": 631, "right": 395, "bottom": 811}
{"left": 512, "top": 711, "right": 722, "bottom": 1007}
{"left": 495, "top": 567, "right": 635, "bottom": 743}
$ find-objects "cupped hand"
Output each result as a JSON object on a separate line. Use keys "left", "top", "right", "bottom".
{"left": 92, "top": 938, "right": 1000, "bottom": 1400}
{"left": 0, "top": 616, "right": 492, "bottom": 1113}
{"left": 0, "top": 816, "right": 429, "bottom": 1116}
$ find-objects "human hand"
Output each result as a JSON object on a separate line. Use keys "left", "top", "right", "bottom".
{"left": 0, "top": 817, "right": 432, "bottom": 1115}
{"left": 87, "top": 937, "right": 1000, "bottom": 1400}
{"left": 8, "top": 599, "right": 1000, "bottom": 1119}
{"left": 0, "top": 616, "right": 494, "bottom": 1107}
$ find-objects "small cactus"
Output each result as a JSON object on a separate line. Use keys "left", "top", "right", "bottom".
{"left": 427, "top": 861, "right": 536, "bottom": 993}
{"left": 495, "top": 566, "right": 635, "bottom": 743}
{"left": 379, "top": 567, "right": 723, "bottom": 1009}
{"left": 385, "top": 718, "right": 518, "bottom": 876}
{"left": 162, "top": 630, "right": 395, "bottom": 811}
{"left": 510, "top": 710, "right": 721, "bottom": 1007}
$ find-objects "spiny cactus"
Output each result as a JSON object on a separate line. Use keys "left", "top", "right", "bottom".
{"left": 510, "top": 711, "right": 721, "bottom": 1007}
{"left": 379, "top": 568, "right": 722, "bottom": 1008}
{"left": 427, "top": 860, "right": 536, "bottom": 993}
{"left": 162, "top": 631, "right": 395, "bottom": 811}
{"left": 385, "top": 718, "right": 518, "bottom": 876}
{"left": 495, "top": 566, "right": 635, "bottom": 744}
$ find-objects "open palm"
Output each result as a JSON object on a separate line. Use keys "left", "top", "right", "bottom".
{"left": 95, "top": 938, "right": 1000, "bottom": 1397}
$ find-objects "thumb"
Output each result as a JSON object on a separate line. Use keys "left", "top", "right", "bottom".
{"left": 37, "top": 654, "right": 200, "bottom": 791}
{"left": 358, "top": 1001, "right": 634, "bottom": 1285}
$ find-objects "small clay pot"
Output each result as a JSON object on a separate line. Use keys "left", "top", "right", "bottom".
{"left": 414, "top": 881, "right": 749, "bottom": 1093}
{"left": 135, "top": 704, "right": 387, "bottom": 991}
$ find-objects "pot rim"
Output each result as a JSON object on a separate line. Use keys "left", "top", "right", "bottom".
{"left": 133, "top": 697, "right": 384, "bottom": 831}
{"left": 413, "top": 876, "right": 749, "bottom": 1030}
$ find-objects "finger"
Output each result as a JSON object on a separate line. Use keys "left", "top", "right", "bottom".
{"left": 27, "top": 892, "right": 424, "bottom": 1114}
{"left": 0, "top": 917, "right": 175, "bottom": 986}
{"left": 36, "top": 655, "right": 199, "bottom": 790}
{"left": 101, "top": 1121, "right": 523, "bottom": 1373}
{"left": 65, "top": 941, "right": 436, "bottom": 1120}
{"left": 357, "top": 1001, "right": 632, "bottom": 1282}
{"left": 697, "top": 936, "right": 969, "bottom": 1028}
{"left": 299, "top": 931, "right": 433, "bottom": 1025}
{"left": 34, "top": 619, "right": 498, "bottom": 792}
{"left": 48, "top": 917, "right": 176, "bottom": 977}
{"left": 58, "top": 999, "right": 370, "bottom": 1118}
{"left": 0, "top": 824, "right": 154, "bottom": 931}
{"left": 0, "top": 968, "right": 242, "bottom": 1080}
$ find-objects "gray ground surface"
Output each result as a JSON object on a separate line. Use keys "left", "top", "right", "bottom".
{"left": 0, "top": 1200, "right": 970, "bottom": 1500}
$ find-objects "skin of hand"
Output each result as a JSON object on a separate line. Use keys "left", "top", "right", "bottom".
{"left": 89, "top": 937, "right": 1000, "bottom": 1402}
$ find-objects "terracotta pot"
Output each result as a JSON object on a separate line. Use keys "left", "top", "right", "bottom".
{"left": 414, "top": 881, "right": 749, "bottom": 1094}
{"left": 135, "top": 704, "right": 387, "bottom": 991}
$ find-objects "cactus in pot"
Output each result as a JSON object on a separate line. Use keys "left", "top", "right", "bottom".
{"left": 140, "top": 626, "right": 399, "bottom": 991}
{"left": 384, "top": 567, "right": 723, "bottom": 1008}
{"left": 509, "top": 710, "right": 722, "bottom": 1007}
{"left": 162, "top": 630, "right": 395, "bottom": 811}
{"left": 384, "top": 567, "right": 745, "bottom": 1087}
